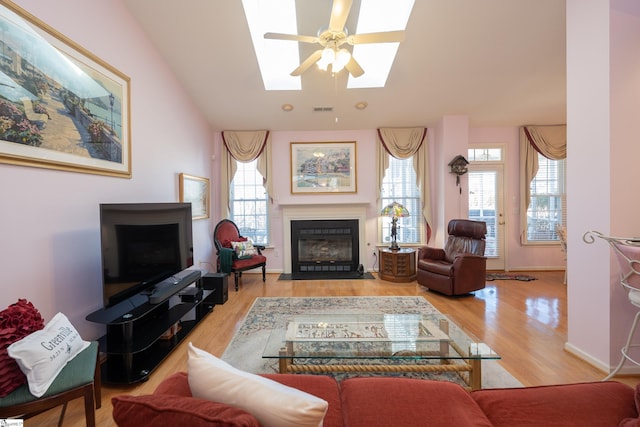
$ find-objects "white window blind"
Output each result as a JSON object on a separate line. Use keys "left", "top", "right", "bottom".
{"left": 525, "top": 154, "right": 566, "bottom": 243}
{"left": 380, "top": 156, "right": 421, "bottom": 245}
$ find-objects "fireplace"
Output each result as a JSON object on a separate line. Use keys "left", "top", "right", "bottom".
{"left": 291, "top": 219, "right": 359, "bottom": 277}
{"left": 281, "top": 204, "right": 368, "bottom": 275}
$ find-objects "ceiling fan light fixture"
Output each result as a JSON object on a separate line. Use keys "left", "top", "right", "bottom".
{"left": 332, "top": 49, "right": 351, "bottom": 73}
{"left": 317, "top": 47, "right": 335, "bottom": 71}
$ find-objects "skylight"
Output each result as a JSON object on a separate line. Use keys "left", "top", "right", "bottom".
{"left": 242, "top": 0, "right": 414, "bottom": 91}
{"left": 242, "top": 0, "right": 301, "bottom": 90}
{"left": 348, "top": 0, "right": 414, "bottom": 88}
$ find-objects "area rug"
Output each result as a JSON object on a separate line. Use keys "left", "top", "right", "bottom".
{"left": 486, "top": 273, "right": 537, "bottom": 281}
{"left": 221, "top": 296, "right": 522, "bottom": 389}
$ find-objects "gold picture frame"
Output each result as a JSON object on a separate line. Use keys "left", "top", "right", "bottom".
{"left": 290, "top": 141, "right": 357, "bottom": 194}
{"left": 0, "top": 1, "right": 132, "bottom": 177}
{"left": 179, "top": 173, "right": 210, "bottom": 220}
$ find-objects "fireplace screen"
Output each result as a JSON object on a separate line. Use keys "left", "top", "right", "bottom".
{"left": 298, "top": 235, "right": 352, "bottom": 263}
{"left": 291, "top": 219, "right": 359, "bottom": 274}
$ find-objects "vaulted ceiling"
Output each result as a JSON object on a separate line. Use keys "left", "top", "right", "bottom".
{"left": 122, "top": 0, "right": 566, "bottom": 132}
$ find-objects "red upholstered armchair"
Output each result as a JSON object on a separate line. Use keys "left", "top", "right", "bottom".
{"left": 214, "top": 219, "right": 266, "bottom": 291}
{"left": 417, "top": 219, "right": 487, "bottom": 296}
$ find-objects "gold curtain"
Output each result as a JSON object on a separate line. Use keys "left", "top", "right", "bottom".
{"left": 376, "top": 127, "right": 432, "bottom": 241}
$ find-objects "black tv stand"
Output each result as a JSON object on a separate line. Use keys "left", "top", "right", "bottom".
{"left": 86, "top": 269, "right": 216, "bottom": 384}
{"left": 148, "top": 270, "right": 199, "bottom": 304}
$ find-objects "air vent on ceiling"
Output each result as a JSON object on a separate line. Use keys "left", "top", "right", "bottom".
{"left": 313, "top": 106, "right": 333, "bottom": 112}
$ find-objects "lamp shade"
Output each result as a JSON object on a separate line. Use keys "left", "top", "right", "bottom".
{"left": 380, "top": 202, "right": 410, "bottom": 218}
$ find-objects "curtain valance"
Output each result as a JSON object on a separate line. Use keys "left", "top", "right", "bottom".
{"left": 519, "top": 124, "right": 566, "bottom": 219}
{"left": 220, "top": 130, "right": 272, "bottom": 217}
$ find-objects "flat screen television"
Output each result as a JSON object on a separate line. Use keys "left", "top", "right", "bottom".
{"left": 99, "top": 203, "right": 194, "bottom": 307}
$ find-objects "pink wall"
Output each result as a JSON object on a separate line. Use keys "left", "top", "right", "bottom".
{"left": 566, "top": 0, "right": 640, "bottom": 372}
{"left": 0, "top": 0, "right": 214, "bottom": 339}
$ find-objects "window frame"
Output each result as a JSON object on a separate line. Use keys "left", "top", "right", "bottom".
{"left": 229, "top": 159, "right": 270, "bottom": 246}
{"left": 379, "top": 155, "right": 423, "bottom": 246}
{"left": 522, "top": 153, "right": 566, "bottom": 246}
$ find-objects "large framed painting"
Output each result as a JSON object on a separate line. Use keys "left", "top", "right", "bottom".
{"left": 290, "top": 141, "right": 357, "bottom": 194}
{"left": 0, "top": 1, "right": 131, "bottom": 177}
{"left": 179, "top": 173, "right": 210, "bottom": 220}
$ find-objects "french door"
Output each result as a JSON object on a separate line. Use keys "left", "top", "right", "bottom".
{"left": 468, "top": 164, "right": 505, "bottom": 270}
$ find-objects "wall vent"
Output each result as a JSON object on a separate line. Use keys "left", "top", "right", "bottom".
{"left": 312, "top": 106, "right": 333, "bottom": 112}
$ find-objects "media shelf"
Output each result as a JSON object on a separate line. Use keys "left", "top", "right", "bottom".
{"left": 86, "top": 269, "right": 217, "bottom": 384}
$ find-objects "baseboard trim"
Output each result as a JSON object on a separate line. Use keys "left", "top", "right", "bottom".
{"left": 564, "top": 342, "right": 609, "bottom": 373}
{"left": 564, "top": 342, "right": 640, "bottom": 376}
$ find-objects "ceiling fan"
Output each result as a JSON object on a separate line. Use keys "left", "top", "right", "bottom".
{"left": 264, "top": 0, "right": 405, "bottom": 77}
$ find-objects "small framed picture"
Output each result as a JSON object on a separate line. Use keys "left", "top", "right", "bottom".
{"left": 179, "top": 173, "right": 210, "bottom": 220}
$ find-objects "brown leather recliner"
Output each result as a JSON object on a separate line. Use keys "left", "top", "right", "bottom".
{"left": 417, "top": 219, "right": 487, "bottom": 296}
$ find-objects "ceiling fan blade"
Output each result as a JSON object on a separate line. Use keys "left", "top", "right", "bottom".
{"left": 291, "top": 49, "right": 323, "bottom": 76}
{"left": 264, "top": 32, "right": 319, "bottom": 44}
{"left": 345, "top": 56, "right": 364, "bottom": 77}
{"left": 328, "top": 0, "right": 353, "bottom": 32}
{"left": 347, "top": 30, "right": 405, "bottom": 45}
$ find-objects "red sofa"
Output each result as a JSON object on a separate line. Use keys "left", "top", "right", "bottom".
{"left": 112, "top": 372, "right": 640, "bottom": 427}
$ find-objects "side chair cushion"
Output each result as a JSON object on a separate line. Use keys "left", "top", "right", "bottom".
{"left": 233, "top": 254, "right": 267, "bottom": 271}
{"left": 0, "top": 299, "right": 44, "bottom": 397}
{"left": 0, "top": 341, "right": 98, "bottom": 407}
{"left": 8, "top": 313, "right": 90, "bottom": 397}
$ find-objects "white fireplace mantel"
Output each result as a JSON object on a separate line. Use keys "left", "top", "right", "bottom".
{"left": 282, "top": 204, "right": 368, "bottom": 274}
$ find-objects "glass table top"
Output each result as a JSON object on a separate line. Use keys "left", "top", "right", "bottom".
{"left": 262, "top": 313, "right": 499, "bottom": 361}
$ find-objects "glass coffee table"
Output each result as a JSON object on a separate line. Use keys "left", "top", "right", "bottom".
{"left": 262, "top": 313, "right": 499, "bottom": 390}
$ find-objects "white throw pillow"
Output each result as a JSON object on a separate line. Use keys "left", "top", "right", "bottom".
{"left": 187, "top": 342, "right": 328, "bottom": 427}
{"left": 8, "top": 312, "right": 90, "bottom": 397}
{"left": 231, "top": 240, "right": 257, "bottom": 258}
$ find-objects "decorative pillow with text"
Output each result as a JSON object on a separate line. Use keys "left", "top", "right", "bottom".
{"left": 8, "top": 312, "right": 90, "bottom": 397}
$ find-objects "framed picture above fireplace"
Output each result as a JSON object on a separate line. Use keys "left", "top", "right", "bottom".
{"left": 290, "top": 141, "right": 357, "bottom": 194}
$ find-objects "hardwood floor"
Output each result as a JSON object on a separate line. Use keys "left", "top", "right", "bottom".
{"left": 28, "top": 270, "right": 640, "bottom": 426}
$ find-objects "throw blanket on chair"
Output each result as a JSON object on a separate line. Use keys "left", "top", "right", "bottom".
{"left": 219, "top": 248, "right": 234, "bottom": 274}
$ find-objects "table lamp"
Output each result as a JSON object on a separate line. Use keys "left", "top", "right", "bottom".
{"left": 380, "top": 202, "right": 410, "bottom": 250}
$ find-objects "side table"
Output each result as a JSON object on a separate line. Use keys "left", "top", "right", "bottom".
{"left": 378, "top": 248, "right": 417, "bottom": 282}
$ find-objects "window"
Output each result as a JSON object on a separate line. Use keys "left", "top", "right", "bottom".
{"left": 524, "top": 154, "right": 566, "bottom": 243}
{"left": 230, "top": 159, "right": 269, "bottom": 245}
{"left": 380, "top": 156, "right": 421, "bottom": 245}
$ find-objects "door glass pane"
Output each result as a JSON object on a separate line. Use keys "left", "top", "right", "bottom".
{"left": 468, "top": 171, "right": 498, "bottom": 257}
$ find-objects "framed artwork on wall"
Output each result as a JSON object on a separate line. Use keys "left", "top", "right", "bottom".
{"left": 290, "top": 141, "right": 357, "bottom": 194}
{"left": 0, "top": 2, "right": 132, "bottom": 177}
{"left": 179, "top": 173, "right": 210, "bottom": 220}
